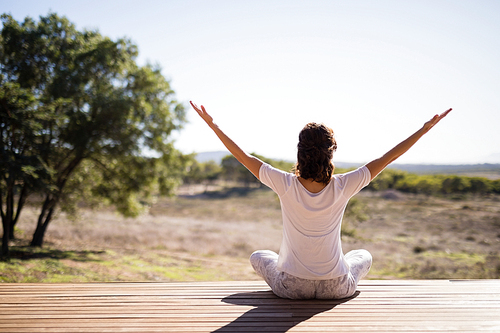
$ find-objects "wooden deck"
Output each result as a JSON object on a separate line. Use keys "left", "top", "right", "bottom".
{"left": 1, "top": 280, "right": 499, "bottom": 332}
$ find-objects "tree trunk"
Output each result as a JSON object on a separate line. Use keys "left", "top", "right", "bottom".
{"left": 30, "top": 155, "right": 84, "bottom": 248}
{"left": 1, "top": 219, "right": 10, "bottom": 257}
{"left": 9, "top": 185, "right": 28, "bottom": 240}
{"left": 30, "top": 219, "right": 49, "bottom": 247}
{"left": 8, "top": 220, "right": 15, "bottom": 241}
{"left": 30, "top": 196, "right": 56, "bottom": 247}
{"left": 1, "top": 183, "right": 15, "bottom": 256}
{"left": 0, "top": 189, "right": 6, "bottom": 257}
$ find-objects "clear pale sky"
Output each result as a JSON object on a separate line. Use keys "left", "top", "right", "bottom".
{"left": 3, "top": 0, "right": 500, "bottom": 164}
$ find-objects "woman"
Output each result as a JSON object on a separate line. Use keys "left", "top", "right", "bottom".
{"left": 190, "top": 101, "right": 451, "bottom": 299}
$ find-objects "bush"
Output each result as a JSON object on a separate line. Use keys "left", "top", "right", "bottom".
{"left": 367, "top": 169, "right": 407, "bottom": 191}
{"left": 441, "top": 176, "right": 469, "bottom": 194}
{"left": 492, "top": 180, "right": 500, "bottom": 194}
{"left": 394, "top": 174, "right": 442, "bottom": 195}
{"left": 367, "top": 169, "right": 498, "bottom": 196}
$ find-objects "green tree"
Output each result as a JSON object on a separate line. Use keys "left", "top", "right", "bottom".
{"left": 464, "top": 177, "right": 490, "bottom": 194}
{"left": 394, "top": 174, "right": 441, "bottom": 195}
{"left": 220, "top": 153, "right": 293, "bottom": 186}
{"left": 492, "top": 179, "right": 500, "bottom": 194}
{"left": 183, "top": 158, "right": 221, "bottom": 187}
{"left": 367, "top": 168, "right": 407, "bottom": 191}
{"left": 0, "top": 13, "right": 186, "bottom": 254}
{"left": 441, "top": 175, "right": 470, "bottom": 194}
{"left": 221, "top": 155, "right": 256, "bottom": 185}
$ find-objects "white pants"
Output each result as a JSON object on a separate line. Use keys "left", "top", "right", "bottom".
{"left": 250, "top": 249, "right": 372, "bottom": 299}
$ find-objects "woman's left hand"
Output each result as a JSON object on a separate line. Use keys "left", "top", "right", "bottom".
{"left": 422, "top": 108, "right": 452, "bottom": 132}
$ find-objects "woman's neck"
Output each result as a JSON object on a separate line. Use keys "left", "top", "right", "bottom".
{"left": 298, "top": 177, "right": 328, "bottom": 193}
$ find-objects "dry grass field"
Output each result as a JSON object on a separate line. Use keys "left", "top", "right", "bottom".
{"left": 2, "top": 184, "right": 500, "bottom": 282}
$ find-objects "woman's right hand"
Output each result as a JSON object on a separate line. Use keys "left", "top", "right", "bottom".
{"left": 190, "top": 101, "right": 214, "bottom": 127}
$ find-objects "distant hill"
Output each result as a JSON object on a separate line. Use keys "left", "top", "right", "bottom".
{"left": 195, "top": 151, "right": 500, "bottom": 179}
{"left": 388, "top": 163, "right": 500, "bottom": 179}
{"left": 337, "top": 162, "right": 500, "bottom": 179}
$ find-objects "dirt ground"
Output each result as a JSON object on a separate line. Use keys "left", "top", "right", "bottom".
{"left": 8, "top": 185, "right": 500, "bottom": 282}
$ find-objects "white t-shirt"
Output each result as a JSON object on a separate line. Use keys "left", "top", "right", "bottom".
{"left": 259, "top": 163, "right": 372, "bottom": 280}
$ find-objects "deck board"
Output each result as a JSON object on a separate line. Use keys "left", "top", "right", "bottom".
{"left": 1, "top": 280, "right": 499, "bottom": 332}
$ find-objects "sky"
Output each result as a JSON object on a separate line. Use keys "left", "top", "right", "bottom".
{"left": 3, "top": 0, "right": 500, "bottom": 164}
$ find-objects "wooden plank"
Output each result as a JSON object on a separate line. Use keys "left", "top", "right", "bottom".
{"left": 1, "top": 280, "right": 500, "bottom": 332}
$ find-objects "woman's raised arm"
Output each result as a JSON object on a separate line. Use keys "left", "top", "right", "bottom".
{"left": 365, "top": 108, "right": 452, "bottom": 180}
{"left": 190, "top": 101, "right": 263, "bottom": 180}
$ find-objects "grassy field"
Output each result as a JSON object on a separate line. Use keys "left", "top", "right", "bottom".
{"left": 2, "top": 185, "right": 500, "bottom": 282}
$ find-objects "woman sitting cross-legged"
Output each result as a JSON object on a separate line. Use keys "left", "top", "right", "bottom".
{"left": 190, "top": 101, "right": 451, "bottom": 299}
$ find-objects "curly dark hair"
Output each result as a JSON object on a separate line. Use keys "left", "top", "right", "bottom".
{"left": 294, "top": 122, "right": 337, "bottom": 185}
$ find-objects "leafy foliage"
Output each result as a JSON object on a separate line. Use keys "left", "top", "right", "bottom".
{"left": 366, "top": 168, "right": 499, "bottom": 195}
{"left": 183, "top": 158, "right": 221, "bottom": 186}
{"left": 219, "top": 153, "right": 294, "bottom": 186}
